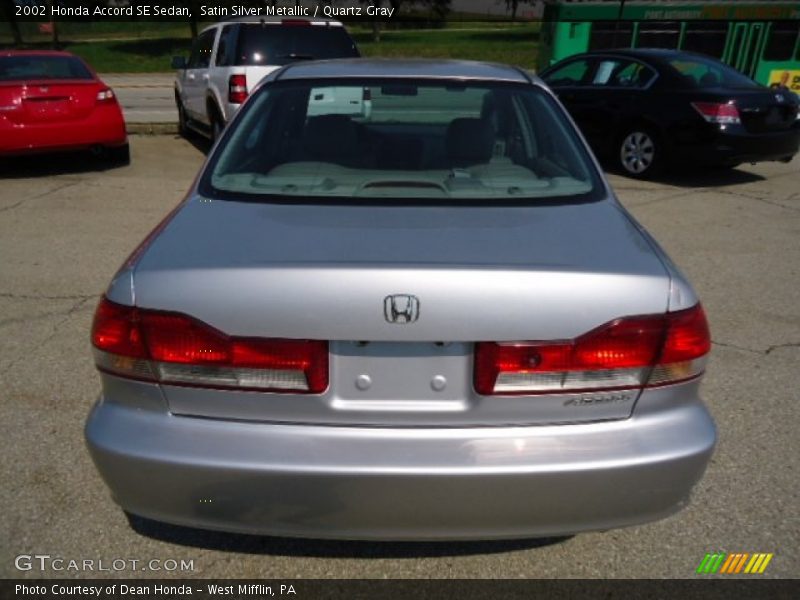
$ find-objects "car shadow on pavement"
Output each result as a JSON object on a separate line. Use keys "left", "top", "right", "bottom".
{"left": 654, "top": 168, "right": 767, "bottom": 188}
{"left": 126, "top": 514, "right": 571, "bottom": 558}
{"left": 604, "top": 162, "right": 767, "bottom": 188}
{"left": 178, "top": 132, "right": 212, "bottom": 156}
{"left": 0, "top": 152, "right": 129, "bottom": 178}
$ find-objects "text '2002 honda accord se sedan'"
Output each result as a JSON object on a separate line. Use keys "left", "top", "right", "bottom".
{"left": 86, "top": 59, "right": 716, "bottom": 541}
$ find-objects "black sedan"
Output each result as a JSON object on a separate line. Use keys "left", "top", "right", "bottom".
{"left": 540, "top": 49, "right": 799, "bottom": 177}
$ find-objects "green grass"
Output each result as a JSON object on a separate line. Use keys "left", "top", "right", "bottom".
{"left": 1, "top": 23, "right": 540, "bottom": 73}
{"left": 354, "top": 24, "right": 539, "bottom": 69}
{"left": 67, "top": 38, "right": 194, "bottom": 72}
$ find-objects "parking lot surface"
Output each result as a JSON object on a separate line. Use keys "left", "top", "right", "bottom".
{"left": 1, "top": 136, "right": 797, "bottom": 578}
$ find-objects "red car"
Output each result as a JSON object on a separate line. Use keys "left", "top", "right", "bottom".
{"left": 0, "top": 50, "right": 128, "bottom": 163}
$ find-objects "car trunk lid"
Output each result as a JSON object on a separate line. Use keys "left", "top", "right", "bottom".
{"left": 127, "top": 196, "right": 673, "bottom": 426}
{"left": 0, "top": 79, "right": 101, "bottom": 124}
{"left": 732, "top": 88, "right": 798, "bottom": 133}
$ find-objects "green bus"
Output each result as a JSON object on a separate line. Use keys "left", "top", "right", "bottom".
{"left": 538, "top": 1, "right": 800, "bottom": 91}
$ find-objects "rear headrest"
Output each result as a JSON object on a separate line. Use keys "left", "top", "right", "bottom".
{"left": 446, "top": 118, "right": 494, "bottom": 166}
{"left": 304, "top": 115, "right": 359, "bottom": 160}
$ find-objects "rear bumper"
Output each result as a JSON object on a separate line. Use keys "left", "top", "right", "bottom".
{"left": 0, "top": 105, "right": 127, "bottom": 155}
{"left": 677, "top": 126, "right": 799, "bottom": 166}
{"left": 85, "top": 385, "right": 716, "bottom": 540}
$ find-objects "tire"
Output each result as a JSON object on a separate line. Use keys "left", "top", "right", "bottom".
{"left": 211, "top": 116, "right": 223, "bottom": 143}
{"left": 617, "top": 128, "right": 663, "bottom": 178}
{"left": 176, "top": 97, "right": 189, "bottom": 137}
{"left": 208, "top": 104, "right": 224, "bottom": 143}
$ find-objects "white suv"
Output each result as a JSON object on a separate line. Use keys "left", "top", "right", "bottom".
{"left": 172, "top": 17, "right": 362, "bottom": 141}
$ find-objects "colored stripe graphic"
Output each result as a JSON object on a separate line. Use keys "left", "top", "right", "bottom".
{"left": 757, "top": 554, "right": 774, "bottom": 574}
{"left": 697, "top": 553, "right": 726, "bottom": 574}
{"left": 696, "top": 554, "right": 712, "bottom": 573}
{"left": 734, "top": 553, "right": 749, "bottom": 573}
{"left": 697, "top": 553, "right": 773, "bottom": 574}
{"left": 719, "top": 553, "right": 735, "bottom": 574}
{"left": 710, "top": 553, "right": 726, "bottom": 574}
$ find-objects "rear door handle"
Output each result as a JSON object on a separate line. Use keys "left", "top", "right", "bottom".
{"left": 202, "top": 74, "right": 210, "bottom": 81}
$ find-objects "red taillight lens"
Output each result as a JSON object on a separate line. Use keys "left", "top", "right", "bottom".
{"left": 475, "top": 304, "right": 710, "bottom": 395}
{"left": 92, "top": 299, "right": 146, "bottom": 358}
{"left": 230, "top": 338, "right": 328, "bottom": 393}
{"left": 691, "top": 101, "right": 740, "bottom": 125}
{"left": 228, "top": 74, "right": 248, "bottom": 104}
{"left": 91, "top": 297, "right": 328, "bottom": 393}
{"left": 661, "top": 304, "right": 711, "bottom": 363}
{"left": 573, "top": 316, "right": 664, "bottom": 370}
{"left": 142, "top": 312, "right": 230, "bottom": 364}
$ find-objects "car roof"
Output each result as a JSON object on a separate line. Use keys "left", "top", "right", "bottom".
{"left": 579, "top": 48, "right": 710, "bottom": 62}
{"left": 275, "top": 58, "right": 535, "bottom": 84}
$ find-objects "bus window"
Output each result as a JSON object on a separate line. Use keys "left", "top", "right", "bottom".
{"left": 636, "top": 21, "right": 680, "bottom": 49}
{"left": 682, "top": 21, "right": 728, "bottom": 59}
{"left": 589, "top": 22, "right": 634, "bottom": 51}
{"left": 763, "top": 22, "right": 800, "bottom": 61}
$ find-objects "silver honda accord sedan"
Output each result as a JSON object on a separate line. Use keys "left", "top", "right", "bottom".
{"left": 85, "top": 59, "right": 716, "bottom": 540}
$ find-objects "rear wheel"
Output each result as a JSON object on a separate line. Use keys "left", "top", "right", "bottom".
{"left": 211, "top": 117, "right": 223, "bottom": 143}
{"left": 618, "top": 128, "right": 662, "bottom": 178}
{"left": 208, "top": 104, "right": 224, "bottom": 143}
{"left": 176, "top": 96, "right": 189, "bottom": 136}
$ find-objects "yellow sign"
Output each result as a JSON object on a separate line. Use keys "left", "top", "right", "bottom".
{"left": 768, "top": 70, "right": 800, "bottom": 92}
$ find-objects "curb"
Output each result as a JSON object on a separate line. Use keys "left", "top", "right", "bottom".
{"left": 127, "top": 123, "right": 178, "bottom": 135}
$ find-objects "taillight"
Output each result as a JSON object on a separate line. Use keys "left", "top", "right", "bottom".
{"left": 363, "top": 88, "right": 371, "bottom": 101}
{"left": 96, "top": 88, "right": 115, "bottom": 102}
{"left": 474, "top": 304, "right": 710, "bottom": 395}
{"left": 228, "top": 74, "right": 248, "bottom": 104}
{"left": 691, "top": 101, "right": 740, "bottom": 125}
{"left": 91, "top": 297, "right": 328, "bottom": 393}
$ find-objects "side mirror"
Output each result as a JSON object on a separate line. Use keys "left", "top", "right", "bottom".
{"left": 171, "top": 56, "right": 187, "bottom": 70}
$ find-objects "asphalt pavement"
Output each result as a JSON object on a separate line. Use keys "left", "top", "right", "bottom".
{"left": 0, "top": 137, "right": 798, "bottom": 578}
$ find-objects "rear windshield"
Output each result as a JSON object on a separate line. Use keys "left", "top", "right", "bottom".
{"left": 667, "top": 56, "right": 761, "bottom": 89}
{"left": 235, "top": 24, "right": 359, "bottom": 66}
{"left": 203, "top": 79, "right": 603, "bottom": 204}
{"left": 0, "top": 55, "right": 93, "bottom": 81}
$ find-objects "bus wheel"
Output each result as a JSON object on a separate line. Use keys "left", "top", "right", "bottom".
{"left": 618, "top": 128, "right": 662, "bottom": 178}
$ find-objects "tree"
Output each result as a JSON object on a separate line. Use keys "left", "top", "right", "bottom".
{"left": 1, "top": 0, "right": 23, "bottom": 46}
{"left": 176, "top": 0, "right": 199, "bottom": 38}
{"left": 46, "top": 0, "right": 60, "bottom": 48}
{"left": 360, "top": 0, "right": 451, "bottom": 42}
{"left": 506, "top": 0, "right": 533, "bottom": 21}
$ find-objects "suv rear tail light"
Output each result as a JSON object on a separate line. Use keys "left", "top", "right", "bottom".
{"left": 96, "top": 88, "right": 115, "bottom": 102}
{"left": 228, "top": 74, "right": 248, "bottom": 104}
{"left": 474, "top": 304, "right": 710, "bottom": 395}
{"left": 691, "top": 101, "right": 741, "bottom": 125}
{"left": 92, "top": 298, "right": 328, "bottom": 393}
